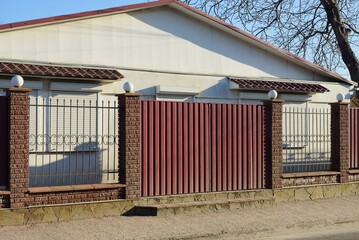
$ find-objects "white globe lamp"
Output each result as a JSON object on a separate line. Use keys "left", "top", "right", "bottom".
{"left": 268, "top": 90, "right": 278, "bottom": 100}
{"left": 337, "top": 93, "right": 344, "bottom": 103}
{"left": 11, "top": 75, "right": 24, "bottom": 88}
{"left": 123, "top": 82, "right": 134, "bottom": 93}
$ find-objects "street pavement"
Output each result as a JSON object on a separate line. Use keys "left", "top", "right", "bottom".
{"left": 1, "top": 195, "right": 359, "bottom": 239}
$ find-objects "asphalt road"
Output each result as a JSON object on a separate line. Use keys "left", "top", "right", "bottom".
{"left": 1, "top": 195, "right": 359, "bottom": 240}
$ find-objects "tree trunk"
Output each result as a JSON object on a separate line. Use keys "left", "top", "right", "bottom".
{"left": 320, "top": 0, "right": 359, "bottom": 83}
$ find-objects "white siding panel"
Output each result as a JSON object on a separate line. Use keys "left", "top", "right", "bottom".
{"left": 0, "top": 6, "right": 328, "bottom": 82}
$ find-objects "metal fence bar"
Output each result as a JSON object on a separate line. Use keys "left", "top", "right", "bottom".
{"left": 282, "top": 106, "right": 332, "bottom": 173}
{"left": 29, "top": 97, "right": 118, "bottom": 187}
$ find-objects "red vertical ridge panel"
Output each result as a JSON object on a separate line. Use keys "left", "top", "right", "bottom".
{"left": 252, "top": 105, "right": 256, "bottom": 189}
{"left": 194, "top": 103, "right": 199, "bottom": 193}
{"left": 154, "top": 101, "right": 160, "bottom": 195}
{"left": 356, "top": 110, "right": 358, "bottom": 168}
{"left": 0, "top": 97, "right": 8, "bottom": 187}
{"left": 166, "top": 102, "right": 172, "bottom": 194}
{"left": 227, "top": 104, "right": 233, "bottom": 191}
{"left": 148, "top": 102, "right": 154, "bottom": 196}
{"left": 160, "top": 101, "right": 166, "bottom": 195}
{"left": 349, "top": 109, "right": 352, "bottom": 168}
{"left": 222, "top": 104, "right": 227, "bottom": 191}
{"left": 217, "top": 105, "right": 222, "bottom": 191}
{"left": 352, "top": 110, "right": 356, "bottom": 168}
{"left": 352, "top": 109, "right": 355, "bottom": 169}
{"left": 199, "top": 103, "right": 205, "bottom": 192}
{"left": 350, "top": 109, "right": 352, "bottom": 168}
{"left": 183, "top": 103, "right": 189, "bottom": 194}
{"left": 258, "top": 106, "right": 263, "bottom": 188}
{"left": 232, "top": 105, "right": 238, "bottom": 190}
{"left": 172, "top": 102, "right": 178, "bottom": 194}
{"left": 204, "top": 104, "right": 210, "bottom": 192}
{"left": 356, "top": 109, "right": 358, "bottom": 168}
{"left": 211, "top": 104, "right": 217, "bottom": 192}
{"left": 247, "top": 105, "right": 253, "bottom": 189}
{"left": 238, "top": 104, "right": 243, "bottom": 189}
{"left": 178, "top": 103, "right": 183, "bottom": 194}
{"left": 355, "top": 110, "right": 358, "bottom": 168}
{"left": 141, "top": 101, "right": 148, "bottom": 196}
{"left": 350, "top": 109, "right": 358, "bottom": 168}
{"left": 252, "top": 106, "right": 258, "bottom": 189}
{"left": 141, "top": 101, "right": 266, "bottom": 196}
{"left": 189, "top": 103, "right": 194, "bottom": 193}
{"left": 242, "top": 105, "right": 248, "bottom": 189}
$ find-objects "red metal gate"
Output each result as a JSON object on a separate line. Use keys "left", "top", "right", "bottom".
{"left": 0, "top": 96, "right": 8, "bottom": 187}
{"left": 350, "top": 108, "right": 359, "bottom": 169}
{"left": 141, "top": 101, "right": 266, "bottom": 197}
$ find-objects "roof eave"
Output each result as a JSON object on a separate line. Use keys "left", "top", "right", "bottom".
{"left": 0, "top": 74, "right": 121, "bottom": 82}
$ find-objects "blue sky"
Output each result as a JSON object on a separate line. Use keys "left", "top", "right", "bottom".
{"left": 0, "top": 0, "right": 152, "bottom": 24}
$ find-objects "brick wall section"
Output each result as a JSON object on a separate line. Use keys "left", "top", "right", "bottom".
{"left": 263, "top": 99, "right": 284, "bottom": 189}
{"left": 6, "top": 88, "right": 32, "bottom": 208}
{"left": 282, "top": 175, "right": 339, "bottom": 187}
{"left": 118, "top": 93, "right": 141, "bottom": 199}
{"left": 348, "top": 174, "right": 359, "bottom": 182}
{"left": 27, "top": 189, "right": 124, "bottom": 207}
{"left": 330, "top": 103, "right": 350, "bottom": 183}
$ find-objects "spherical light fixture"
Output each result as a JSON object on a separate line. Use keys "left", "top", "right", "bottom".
{"left": 268, "top": 90, "right": 278, "bottom": 100}
{"left": 123, "top": 82, "right": 134, "bottom": 93}
{"left": 11, "top": 75, "right": 24, "bottom": 88}
{"left": 337, "top": 93, "right": 344, "bottom": 103}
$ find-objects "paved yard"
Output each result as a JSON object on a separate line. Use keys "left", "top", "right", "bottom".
{"left": 1, "top": 196, "right": 359, "bottom": 239}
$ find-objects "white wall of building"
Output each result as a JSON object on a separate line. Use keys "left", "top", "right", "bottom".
{"left": 0, "top": 6, "right": 342, "bottom": 82}
{"left": 0, "top": 6, "right": 352, "bottom": 105}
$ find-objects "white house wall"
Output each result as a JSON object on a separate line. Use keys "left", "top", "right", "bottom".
{"left": 0, "top": 6, "right": 352, "bottom": 104}
{"left": 0, "top": 6, "right": 334, "bottom": 81}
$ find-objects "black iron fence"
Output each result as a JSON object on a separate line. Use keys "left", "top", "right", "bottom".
{"left": 29, "top": 97, "right": 118, "bottom": 187}
{"left": 282, "top": 106, "right": 331, "bottom": 173}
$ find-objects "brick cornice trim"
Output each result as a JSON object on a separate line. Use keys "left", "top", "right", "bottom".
{"left": 7, "top": 87, "right": 32, "bottom": 92}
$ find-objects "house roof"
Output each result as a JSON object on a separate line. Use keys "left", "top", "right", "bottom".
{"left": 230, "top": 78, "right": 329, "bottom": 93}
{"left": 0, "top": 0, "right": 354, "bottom": 85}
{"left": 0, "top": 61, "right": 123, "bottom": 80}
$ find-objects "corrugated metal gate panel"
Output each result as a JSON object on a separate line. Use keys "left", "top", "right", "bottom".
{"left": 350, "top": 108, "right": 359, "bottom": 169}
{"left": 0, "top": 96, "right": 8, "bottom": 186}
{"left": 141, "top": 101, "right": 266, "bottom": 197}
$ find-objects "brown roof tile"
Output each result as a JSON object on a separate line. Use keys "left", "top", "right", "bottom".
{"left": 230, "top": 78, "right": 329, "bottom": 93}
{"left": 0, "top": 61, "right": 123, "bottom": 80}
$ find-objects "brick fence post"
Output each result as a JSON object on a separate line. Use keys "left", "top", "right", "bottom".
{"left": 118, "top": 93, "right": 141, "bottom": 199}
{"left": 263, "top": 99, "right": 284, "bottom": 189}
{"left": 6, "top": 87, "right": 32, "bottom": 208}
{"left": 330, "top": 102, "right": 349, "bottom": 183}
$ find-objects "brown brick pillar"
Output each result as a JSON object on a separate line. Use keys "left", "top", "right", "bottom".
{"left": 263, "top": 99, "right": 284, "bottom": 189}
{"left": 118, "top": 93, "right": 141, "bottom": 199}
{"left": 6, "top": 88, "right": 32, "bottom": 208}
{"left": 330, "top": 102, "right": 349, "bottom": 183}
